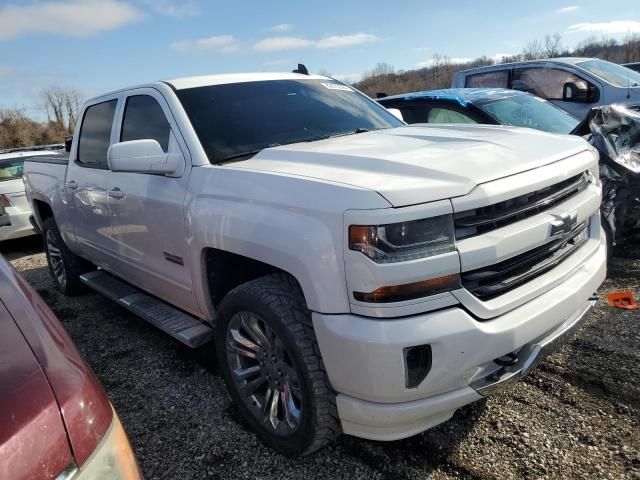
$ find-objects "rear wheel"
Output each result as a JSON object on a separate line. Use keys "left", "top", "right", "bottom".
{"left": 215, "top": 273, "right": 340, "bottom": 456}
{"left": 42, "top": 217, "right": 92, "bottom": 295}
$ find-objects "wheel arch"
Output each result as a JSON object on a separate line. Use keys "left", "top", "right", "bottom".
{"left": 202, "top": 247, "right": 303, "bottom": 312}
{"left": 31, "top": 199, "right": 54, "bottom": 229}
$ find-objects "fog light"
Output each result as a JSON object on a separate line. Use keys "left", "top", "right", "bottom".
{"left": 404, "top": 344, "right": 432, "bottom": 388}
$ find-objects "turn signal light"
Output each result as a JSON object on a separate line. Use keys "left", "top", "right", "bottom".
{"left": 353, "top": 274, "right": 461, "bottom": 303}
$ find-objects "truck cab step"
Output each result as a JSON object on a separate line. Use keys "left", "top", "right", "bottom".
{"left": 80, "top": 270, "right": 213, "bottom": 348}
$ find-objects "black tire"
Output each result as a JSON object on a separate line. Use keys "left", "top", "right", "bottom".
{"left": 215, "top": 273, "right": 340, "bottom": 456}
{"left": 42, "top": 217, "right": 92, "bottom": 295}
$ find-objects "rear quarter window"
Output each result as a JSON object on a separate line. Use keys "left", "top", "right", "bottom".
{"left": 466, "top": 70, "right": 509, "bottom": 88}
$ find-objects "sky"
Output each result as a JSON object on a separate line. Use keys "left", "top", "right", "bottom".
{"left": 1, "top": 0, "right": 639, "bottom": 116}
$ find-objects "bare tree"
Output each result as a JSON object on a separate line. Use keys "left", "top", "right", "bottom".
{"left": 598, "top": 35, "right": 619, "bottom": 60}
{"left": 522, "top": 39, "right": 544, "bottom": 60}
{"left": 623, "top": 32, "right": 640, "bottom": 62}
{"left": 431, "top": 54, "right": 453, "bottom": 88}
{"left": 365, "top": 63, "right": 395, "bottom": 78}
{"left": 41, "top": 87, "right": 82, "bottom": 134}
{"left": 544, "top": 33, "right": 563, "bottom": 58}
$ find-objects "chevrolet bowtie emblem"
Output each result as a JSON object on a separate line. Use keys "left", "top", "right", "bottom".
{"left": 549, "top": 211, "right": 578, "bottom": 238}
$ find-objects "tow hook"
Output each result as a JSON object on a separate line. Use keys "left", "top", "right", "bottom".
{"left": 494, "top": 351, "right": 519, "bottom": 367}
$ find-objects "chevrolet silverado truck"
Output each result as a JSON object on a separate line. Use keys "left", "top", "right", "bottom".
{"left": 24, "top": 71, "right": 607, "bottom": 456}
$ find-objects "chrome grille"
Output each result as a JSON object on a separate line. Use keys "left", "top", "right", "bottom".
{"left": 455, "top": 172, "right": 590, "bottom": 239}
{"left": 461, "top": 224, "right": 589, "bottom": 300}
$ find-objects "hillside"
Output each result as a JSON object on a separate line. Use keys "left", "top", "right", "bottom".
{"left": 353, "top": 33, "right": 640, "bottom": 97}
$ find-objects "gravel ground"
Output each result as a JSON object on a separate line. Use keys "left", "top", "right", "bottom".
{"left": 3, "top": 236, "right": 639, "bottom": 480}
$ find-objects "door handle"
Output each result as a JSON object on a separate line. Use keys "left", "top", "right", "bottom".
{"left": 108, "top": 188, "right": 124, "bottom": 199}
{"left": 65, "top": 180, "right": 78, "bottom": 190}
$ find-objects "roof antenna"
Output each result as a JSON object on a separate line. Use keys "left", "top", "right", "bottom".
{"left": 292, "top": 63, "right": 309, "bottom": 75}
{"left": 627, "top": 68, "right": 631, "bottom": 99}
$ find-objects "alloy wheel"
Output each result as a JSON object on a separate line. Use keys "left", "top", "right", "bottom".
{"left": 226, "top": 311, "right": 303, "bottom": 435}
{"left": 46, "top": 230, "right": 66, "bottom": 288}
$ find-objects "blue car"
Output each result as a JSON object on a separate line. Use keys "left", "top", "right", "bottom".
{"left": 377, "top": 87, "right": 580, "bottom": 134}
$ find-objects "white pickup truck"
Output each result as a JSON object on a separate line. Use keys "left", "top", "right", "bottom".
{"left": 24, "top": 71, "right": 606, "bottom": 456}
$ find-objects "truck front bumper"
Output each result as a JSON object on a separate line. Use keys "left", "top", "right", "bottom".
{"left": 312, "top": 239, "right": 606, "bottom": 441}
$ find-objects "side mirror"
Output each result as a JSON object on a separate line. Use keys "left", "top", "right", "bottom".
{"left": 64, "top": 136, "right": 73, "bottom": 152}
{"left": 563, "top": 82, "right": 590, "bottom": 103}
{"left": 387, "top": 108, "right": 405, "bottom": 121}
{"left": 107, "top": 139, "right": 181, "bottom": 175}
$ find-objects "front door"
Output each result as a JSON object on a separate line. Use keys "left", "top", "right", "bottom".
{"left": 106, "top": 90, "right": 199, "bottom": 315}
{"left": 65, "top": 98, "right": 118, "bottom": 266}
{"left": 511, "top": 66, "right": 602, "bottom": 119}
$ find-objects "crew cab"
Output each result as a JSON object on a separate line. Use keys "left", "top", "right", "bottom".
{"left": 24, "top": 71, "right": 607, "bottom": 456}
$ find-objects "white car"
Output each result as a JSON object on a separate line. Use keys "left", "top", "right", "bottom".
{"left": 24, "top": 71, "right": 606, "bottom": 455}
{"left": 0, "top": 150, "right": 62, "bottom": 241}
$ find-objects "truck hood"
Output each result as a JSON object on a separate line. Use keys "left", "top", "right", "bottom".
{"left": 231, "top": 124, "right": 591, "bottom": 207}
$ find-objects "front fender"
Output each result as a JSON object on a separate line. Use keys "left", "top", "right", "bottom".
{"left": 185, "top": 166, "right": 390, "bottom": 316}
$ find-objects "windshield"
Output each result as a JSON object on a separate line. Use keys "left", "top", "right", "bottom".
{"left": 0, "top": 158, "right": 26, "bottom": 181}
{"left": 176, "top": 79, "right": 403, "bottom": 163}
{"left": 476, "top": 92, "right": 579, "bottom": 134}
{"left": 578, "top": 59, "right": 640, "bottom": 87}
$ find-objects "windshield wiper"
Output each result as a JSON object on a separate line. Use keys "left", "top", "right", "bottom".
{"left": 220, "top": 144, "right": 281, "bottom": 163}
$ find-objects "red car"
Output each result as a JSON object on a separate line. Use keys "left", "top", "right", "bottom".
{"left": 0, "top": 254, "right": 142, "bottom": 479}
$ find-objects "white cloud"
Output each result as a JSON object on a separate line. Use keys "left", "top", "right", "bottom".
{"left": 556, "top": 6, "right": 579, "bottom": 13}
{"left": 140, "top": 0, "right": 199, "bottom": 17}
{"left": 0, "top": 0, "right": 142, "bottom": 41}
{"left": 316, "top": 33, "right": 377, "bottom": 49}
{"left": 272, "top": 23, "right": 292, "bottom": 32}
{"left": 415, "top": 57, "right": 472, "bottom": 68}
{"left": 253, "top": 33, "right": 377, "bottom": 52}
{"left": 253, "top": 36, "right": 314, "bottom": 52}
{"left": 567, "top": 20, "right": 640, "bottom": 34}
{"left": 171, "top": 35, "right": 239, "bottom": 53}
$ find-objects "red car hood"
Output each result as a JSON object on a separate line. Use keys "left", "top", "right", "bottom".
{"left": 0, "top": 302, "right": 73, "bottom": 480}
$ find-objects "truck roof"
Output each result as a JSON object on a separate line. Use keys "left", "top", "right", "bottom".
{"left": 456, "top": 57, "right": 600, "bottom": 75}
{"left": 86, "top": 71, "right": 331, "bottom": 103}
{"left": 166, "top": 72, "right": 330, "bottom": 90}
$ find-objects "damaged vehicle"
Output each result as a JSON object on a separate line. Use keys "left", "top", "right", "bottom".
{"left": 24, "top": 71, "right": 606, "bottom": 455}
{"left": 377, "top": 88, "right": 579, "bottom": 134}
{"left": 573, "top": 104, "right": 640, "bottom": 251}
{"left": 379, "top": 88, "right": 639, "bottom": 251}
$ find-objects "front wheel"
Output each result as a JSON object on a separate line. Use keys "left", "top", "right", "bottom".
{"left": 42, "top": 217, "right": 92, "bottom": 295}
{"left": 215, "top": 274, "right": 340, "bottom": 456}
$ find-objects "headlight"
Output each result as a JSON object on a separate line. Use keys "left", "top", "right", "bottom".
{"left": 74, "top": 410, "right": 142, "bottom": 480}
{"left": 349, "top": 214, "right": 455, "bottom": 263}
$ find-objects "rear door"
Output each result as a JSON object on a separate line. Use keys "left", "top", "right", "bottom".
{"left": 106, "top": 89, "right": 198, "bottom": 314}
{"left": 65, "top": 97, "right": 119, "bottom": 265}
